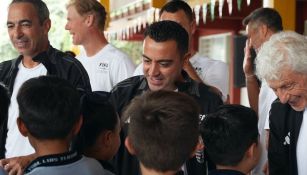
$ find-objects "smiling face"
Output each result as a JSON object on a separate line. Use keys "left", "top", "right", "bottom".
{"left": 7, "top": 2, "right": 50, "bottom": 58}
{"left": 143, "top": 37, "right": 184, "bottom": 91}
{"left": 268, "top": 67, "right": 307, "bottom": 111}
{"left": 65, "top": 5, "right": 87, "bottom": 45}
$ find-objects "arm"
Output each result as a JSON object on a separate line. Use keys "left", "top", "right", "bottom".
{"left": 183, "top": 59, "right": 203, "bottom": 83}
{"left": 184, "top": 59, "right": 223, "bottom": 100}
{"left": 243, "top": 40, "right": 260, "bottom": 113}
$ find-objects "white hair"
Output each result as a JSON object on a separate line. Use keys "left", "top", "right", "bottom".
{"left": 256, "top": 31, "right": 307, "bottom": 81}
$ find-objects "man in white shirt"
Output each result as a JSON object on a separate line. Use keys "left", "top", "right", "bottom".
{"left": 242, "top": 8, "right": 283, "bottom": 175}
{"left": 133, "top": 0, "right": 229, "bottom": 101}
{"left": 65, "top": 0, "right": 135, "bottom": 92}
{"left": 0, "top": 0, "right": 91, "bottom": 173}
{"left": 255, "top": 31, "right": 307, "bottom": 175}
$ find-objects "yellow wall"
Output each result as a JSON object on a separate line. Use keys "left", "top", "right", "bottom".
{"left": 100, "top": 0, "right": 110, "bottom": 28}
{"left": 152, "top": 0, "right": 167, "bottom": 8}
{"left": 264, "top": 0, "right": 295, "bottom": 30}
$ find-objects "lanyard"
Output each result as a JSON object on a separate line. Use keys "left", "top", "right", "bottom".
{"left": 24, "top": 151, "right": 82, "bottom": 174}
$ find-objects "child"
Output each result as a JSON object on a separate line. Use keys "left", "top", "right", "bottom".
{"left": 76, "top": 92, "right": 120, "bottom": 174}
{"left": 16, "top": 76, "right": 108, "bottom": 175}
{"left": 123, "top": 90, "right": 201, "bottom": 175}
{"left": 200, "top": 105, "right": 260, "bottom": 175}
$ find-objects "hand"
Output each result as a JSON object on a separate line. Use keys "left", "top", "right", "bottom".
{"left": 0, "top": 154, "right": 36, "bottom": 175}
{"left": 243, "top": 39, "right": 254, "bottom": 77}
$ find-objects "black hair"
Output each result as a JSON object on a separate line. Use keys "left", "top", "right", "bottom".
{"left": 10, "top": 0, "right": 50, "bottom": 25}
{"left": 160, "top": 0, "right": 194, "bottom": 21}
{"left": 76, "top": 91, "right": 118, "bottom": 152}
{"left": 200, "top": 104, "right": 259, "bottom": 166}
{"left": 243, "top": 7, "right": 283, "bottom": 32}
{"left": 144, "top": 20, "right": 189, "bottom": 57}
{"left": 124, "top": 90, "right": 200, "bottom": 172}
{"left": 17, "top": 76, "right": 81, "bottom": 139}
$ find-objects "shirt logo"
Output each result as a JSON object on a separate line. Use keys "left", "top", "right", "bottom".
{"left": 283, "top": 132, "right": 290, "bottom": 145}
{"left": 195, "top": 67, "right": 202, "bottom": 74}
{"left": 98, "top": 62, "right": 109, "bottom": 72}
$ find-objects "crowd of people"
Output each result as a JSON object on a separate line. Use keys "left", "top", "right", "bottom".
{"left": 0, "top": 0, "right": 306, "bottom": 175}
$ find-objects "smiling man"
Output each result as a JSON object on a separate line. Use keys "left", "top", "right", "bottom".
{"left": 255, "top": 31, "right": 307, "bottom": 175}
{"left": 65, "top": 0, "right": 135, "bottom": 92}
{"left": 134, "top": 0, "right": 229, "bottom": 102}
{"left": 109, "top": 20, "right": 222, "bottom": 175}
{"left": 0, "top": 0, "right": 91, "bottom": 164}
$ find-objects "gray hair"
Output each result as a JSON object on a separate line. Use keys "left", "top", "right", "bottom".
{"left": 10, "top": 0, "right": 49, "bottom": 25}
{"left": 256, "top": 31, "right": 307, "bottom": 81}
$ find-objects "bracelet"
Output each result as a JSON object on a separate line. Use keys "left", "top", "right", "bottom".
{"left": 245, "top": 74, "right": 256, "bottom": 79}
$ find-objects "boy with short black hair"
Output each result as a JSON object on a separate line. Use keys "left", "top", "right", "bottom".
{"left": 16, "top": 76, "right": 106, "bottom": 175}
{"left": 76, "top": 92, "right": 120, "bottom": 174}
{"left": 200, "top": 105, "right": 260, "bottom": 175}
{"left": 123, "top": 90, "right": 201, "bottom": 175}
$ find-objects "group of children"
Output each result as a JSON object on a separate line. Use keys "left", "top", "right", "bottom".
{"left": 0, "top": 76, "right": 260, "bottom": 175}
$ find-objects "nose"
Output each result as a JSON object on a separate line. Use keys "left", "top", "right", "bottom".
{"left": 11, "top": 25, "right": 23, "bottom": 39}
{"left": 65, "top": 23, "right": 69, "bottom": 30}
{"left": 148, "top": 62, "right": 160, "bottom": 77}
{"left": 276, "top": 89, "right": 289, "bottom": 104}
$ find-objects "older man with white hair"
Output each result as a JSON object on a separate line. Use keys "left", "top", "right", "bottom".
{"left": 256, "top": 31, "right": 307, "bottom": 175}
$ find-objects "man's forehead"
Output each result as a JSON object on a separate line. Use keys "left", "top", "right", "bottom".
{"left": 160, "top": 10, "right": 189, "bottom": 23}
{"left": 8, "top": 3, "right": 36, "bottom": 17}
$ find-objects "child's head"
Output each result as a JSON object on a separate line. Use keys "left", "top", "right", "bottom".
{"left": 77, "top": 92, "right": 120, "bottom": 160}
{"left": 124, "top": 90, "right": 200, "bottom": 173}
{"left": 17, "top": 76, "right": 81, "bottom": 141}
{"left": 200, "top": 105, "right": 260, "bottom": 173}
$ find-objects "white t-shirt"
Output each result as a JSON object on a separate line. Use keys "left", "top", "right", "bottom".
{"left": 5, "top": 63, "right": 47, "bottom": 158}
{"left": 263, "top": 82, "right": 277, "bottom": 130}
{"left": 296, "top": 108, "right": 307, "bottom": 175}
{"left": 77, "top": 44, "right": 135, "bottom": 92}
{"left": 251, "top": 81, "right": 276, "bottom": 175}
{"left": 133, "top": 52, "right": 229, "bottom": 101}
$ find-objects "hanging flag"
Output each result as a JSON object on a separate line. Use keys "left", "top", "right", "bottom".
{"left": 219, "top": 0, "right": 224, "bottom": 18}
{"left": 194, "top": 5, "right": 201, "bottom": 25}
{"left": 202, "top": 3, "right": 208, "bottom": 24}
{"left": 247, "top": 0, "right": 251, "bottom": 5}
{"left": 237, "top": 0, "right": 242, "bottom": 11}
{"left": 227, "top": 0, "right": 233, "bottom": 15}
{"left": 210, "top": 0, "right": 215, "bottom": 21}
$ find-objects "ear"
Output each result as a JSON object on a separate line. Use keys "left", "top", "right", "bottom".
{"left": 125, "top": 137, "right": 136, "bottom": 155}
{"left": 190, "top": 19, "right": 197, "bottom": 35}
{"left": 183, "top": 52, "right": 191, "bottom": 63}
{"left": 72, "top": 115, "right": 83, "bottom": 136}
{"left": 43, "top": 19, "right": 51, "bottom": 34}
{"left": 190, "top": 136, "right": 205, "bottom": 157}
{"left": 245, "top": 142, "right": 260, "bottom": 161}
{"left": 85, "top": 14, "right": 95, "bottom": 27}
{"left": 17, "top": 117, "right": 29, "bottom": 137}
{"left": 259, "top": 24, "right": 269, "bottom": 39}
{"left": 100, "top": 130, "right": 112, "bottom": 147}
